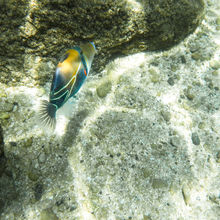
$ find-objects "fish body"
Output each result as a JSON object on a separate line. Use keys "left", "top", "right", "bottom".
{"left": 39, "top": 42, "right": 96, "bottom": 128}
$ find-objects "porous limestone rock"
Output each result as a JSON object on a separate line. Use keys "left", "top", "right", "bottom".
{"left": 1, "top": 0, "right": 220, "bottom": 220}
{"left": 0, "top": 0, "right": 204, "bottom": 85}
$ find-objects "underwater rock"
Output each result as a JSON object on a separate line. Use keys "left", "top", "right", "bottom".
{"left": 0, "top": 0, "right": 204, "bottom": 85}
{"left": 160, "top": 110, "right": 171, "bottom": 122}
{"left": 96, "top": 80, "right": 112, "bottom": 98}
{"left": 191, "top": 132, "right": 200, "bottom": 145}
{"left": 0, "top": 113, "right": 10, "bottom": 120}
{"left": 210, "top": 60, "right": 220, "bottom": 70}
{"left": 1, "top": 0, "right": 220, "bottom": 219}
{"left": 38, "top": 152, "right": 46, "bottom": 163}
{"left": 0, "top": 101, "right": 13, "bottom": 121}
{"left": 149, "top": 68, "right": 160, "bottom": 83}
{"left": 170, "top": 135, "right": 181, "bottom": 147}
{"left": 151, "top": 178, "right": 168, "bottom": 189}
{"left": 34, "top": 183, "right": 44, "bottom": 201}
{"left": 184, "top": 86, "right": 195, "bottom": 100}
{"left": 182, "top": 183, "right": 192, "bottom": 206}
{"left": 167, "top": 77, "right": 175, "bottom": 86}
{"left": 40, "top": 208, "right": 58, "bottom": 220}
{"left": 28, "top": 170, "right": 40, "bottom": 182}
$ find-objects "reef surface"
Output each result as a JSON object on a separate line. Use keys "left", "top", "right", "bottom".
{"left": 0, "top": 0, "right": 220, "bottom": 220}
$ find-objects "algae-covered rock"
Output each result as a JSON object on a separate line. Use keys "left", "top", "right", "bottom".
{"left": 34, "top": 183, "right": 44, "bottom": 201}
{"left": 160, "top": 109, "right": 171, "bottom": 122}
{"left": 149, "top": 68, "right": 160, "bottom": 83}
{"left": 170, "top": 135, "right": 181, "bottom": 147}
{"left": 0, "top": 113, "right": 10, "bottom": 120}
{"left": 184, "top": 86, "right": 195, "bottom": 100}
{"left": 182, "top": 183, "right": 192, "bottom": 206}
{"left": 1, "top": 0, "right": 220, "bottom": 219}
{"left": 23, "top": 137, "right": 33, "bottom": 148}
{"left": 28, "top": 170, "right": 39, "bottom": 182}
{"left": 191, "top": 132, "right": 200, "bottom": 145}
{"left": 40, "top": 208, "right": 58, "bottom": 220}
{"left": 167, "top": 77, "right": 175, "bottom": 86}
{"left": 0, "top": 0, "right": 204, "bottom": 85}
{"left": 210, "top": 60, "right": 220, "bottom": 70}
{"left": 151, "top": 178, "right": 169, "bottom": 189}
{"left": 96, "top": 80, "right": 112, "bottom": 98}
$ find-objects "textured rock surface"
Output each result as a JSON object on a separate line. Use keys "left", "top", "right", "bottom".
{"left": 0, "top": 0, "right": 204, "bottom": 85}
{"left": 1, "top": 0, "right": 220, "bottom": 220}
{"left": 0, "top": 125, "right": 6, "bottom": 178}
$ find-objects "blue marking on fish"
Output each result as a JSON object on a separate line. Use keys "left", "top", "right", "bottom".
{"left": 39, "top": 42, "right": 96, "bottom": 129}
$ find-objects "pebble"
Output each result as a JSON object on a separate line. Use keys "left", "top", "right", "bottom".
{"left": 191, "top": 50, "right": 211, "bottom": 61}
{"left": 167, "top": 77, "right": 175, "bottom": 86}
{"left": 210, "top": 60, "right": 220, "bottom": 70}
{"left": 182, "top": 183, "right": 191, "bottom": 206}
{"left": 198, "top": 122, "right": 205, "bottom": 129}
{"left": 40, "top": 208, "right": 58, "bottom": 220}
{"left": 170, "top": 136, "right": 181, "bottom": 147}
{"left": 191, "top": 52, "right": 201, "bottom": 61}
{"left": 0, "top": 112, "right": 10, "bottom": 119}
{"left": 142, "top": 168, "right": 152, "bottom": 178}
{"left": 212, "top": 70, "right": 219, "bottom": 76}
{"left": 149, "top": 68, "right": 160, "bottom": 83}
{"left": 161, "top": 110, "right": 171, "bottom": 122}
{"left": 180, "top": 55, "right": 186, "bottom": 63}
{"left": 191, "top": 132, "right": 200, "bottom": 145}
{"left": 34, "top": 183, "right": 44, "bottom": 201}
{"left": 184, "top": 86, "right": 195, "bottom": 100}
{"left": 143, "top": 215, "right": 152, "bottom": 220}
{"left": 38, "top": 152, "right": 46, "bottom": 163}
{"left": 28, "top": 170, "right": 39, "bottom": 181}
{"left": 96, "top": 80, "right": 112, "bottom": 98}
{"left": 151, "top": 178, "right": 168, "bottom": 189}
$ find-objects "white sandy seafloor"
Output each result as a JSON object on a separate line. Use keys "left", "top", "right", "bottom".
{"left": 0, "top": 1, "right": 220, "bottom": 220}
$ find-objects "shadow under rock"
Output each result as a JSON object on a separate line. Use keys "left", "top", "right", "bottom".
{"left": 0, "top": 124, "right": 21, "bottom": 215}
{"left": 0, "top": 76, "right": 91, "bottom": 218}
{"left": 0, "top": 143, "right": 70, "bottom": 217}
{"left": 0, "top": 113, "right": 75, "bottom": 218}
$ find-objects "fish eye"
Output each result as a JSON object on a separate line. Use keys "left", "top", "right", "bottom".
{"left": 59, "top": 53, "right": 69, "bottom": 63}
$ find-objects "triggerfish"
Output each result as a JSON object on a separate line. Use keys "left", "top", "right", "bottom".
{"left": 39, "top": 42, "right": 96, "bottom": 129}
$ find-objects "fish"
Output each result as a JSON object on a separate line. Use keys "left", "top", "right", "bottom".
{"left": 39, "top": 42, "right": 96, "bottom": 129}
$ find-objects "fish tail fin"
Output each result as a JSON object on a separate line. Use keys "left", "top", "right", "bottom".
{"left": 38, "top": 100, "right": 57, "bottom": 129}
